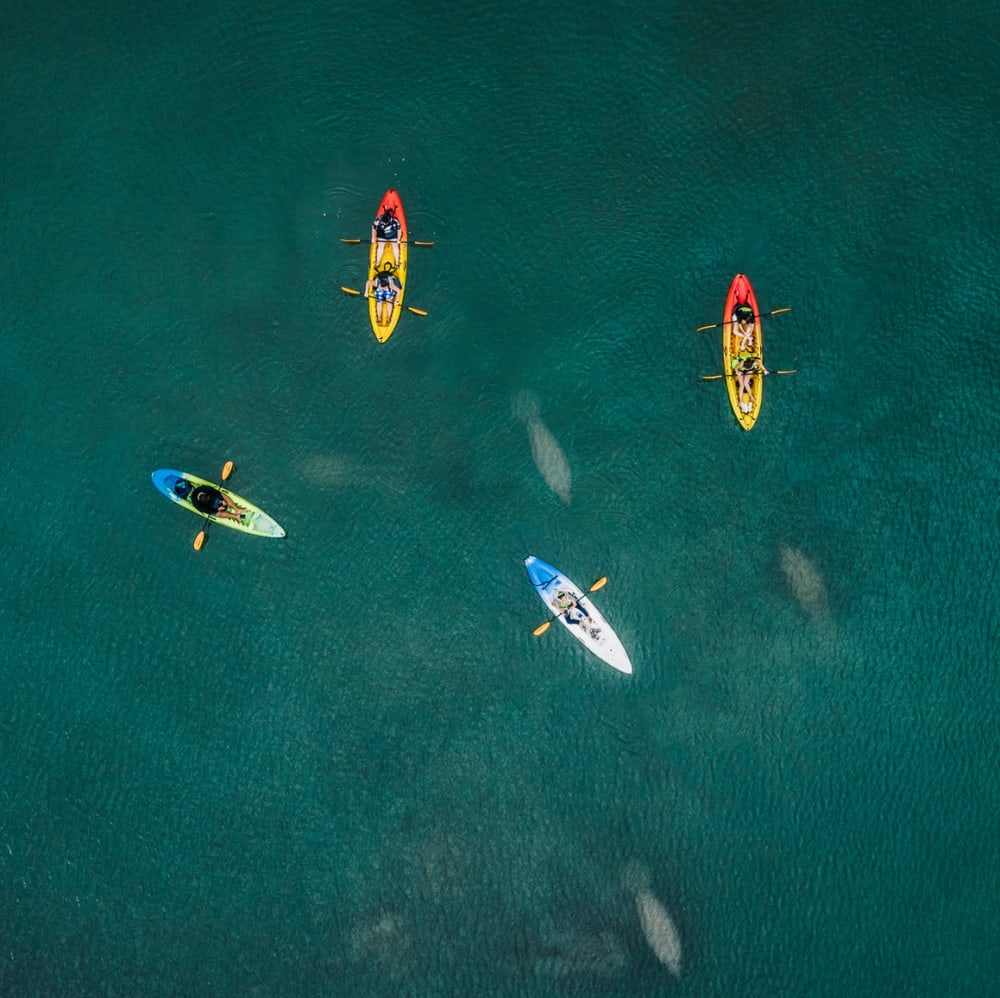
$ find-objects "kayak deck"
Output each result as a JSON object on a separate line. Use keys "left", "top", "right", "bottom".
{"left": 368, "top": 189, "right": 408, "bottom": 343}
{"left": 524, "top": 555, "right": 633, "bottom": 674}
{"left": 151, "top": 469, "right": 285, "bottom": 538}
{"left": 722, "top": 274, "right": 764, "bottom": 430}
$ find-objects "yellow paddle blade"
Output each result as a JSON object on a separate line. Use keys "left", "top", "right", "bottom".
{"left": 340, "top": 286, "right": 362, "bottom": 296}
{"left": 411, "top": 240, "right": 435, "bottom": 247}
{"left": 589, "top": 576, "right": 608, "bottom": 592}
{"left": 533, "top": 621, "right": 552, "bottom": 637}
{"left": 702, "top": 374, "right": 724, "bottom": 381}
{"left": 777, "top": 368, "right": 798, "bottom": 375}
{"left": 193, "top": 531, "right": 206, "bottom": 551}
{"left": 771, "top": 307, "right": 792, "bottom": 315}
{"left": 340, "top": 238, "right": 363, "bottom": 243}
{"left": 221, "top": 460, "right": 235, "bottom": 481}
{"left": 407, "top": 307, "right": 429, "bottom": 316}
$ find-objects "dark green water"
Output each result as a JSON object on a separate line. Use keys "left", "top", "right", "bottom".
{"left": 2, "top": 0, "right": 998, "bottom": 994}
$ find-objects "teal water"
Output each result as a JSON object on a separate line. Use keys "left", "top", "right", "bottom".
{"left": 2, "top": 0, "right": 998, "bottom": 993}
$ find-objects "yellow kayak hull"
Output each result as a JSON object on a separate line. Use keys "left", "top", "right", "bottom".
{"left": 723, "top": 273, "right": 764, "bottom": 430}
{"left": 367, "top": 189, "right": 408, "bottom": 343}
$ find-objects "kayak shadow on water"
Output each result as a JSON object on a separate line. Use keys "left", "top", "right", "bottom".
{"left": 512, "top": 390, "right": 573, "bottom": 506}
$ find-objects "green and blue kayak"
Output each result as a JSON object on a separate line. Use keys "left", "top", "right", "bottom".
{"left": 151, "top": 468, "right": 285, "bottom": 538}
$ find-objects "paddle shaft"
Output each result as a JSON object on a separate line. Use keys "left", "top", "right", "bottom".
{"left": 702, "top": 369, "right": 797, "bottom": 381}
{"left": 193, "top": 461, "right": 235, "bottom": 550}
{"left": 696, "top": 307, "right": 792, "bottom": 332}
{"left": 533, "top": 578, "right": 607, "bottom": 635}
{"left": 340, "top": 238, "right": 434, "bottom": 246}
{"left": 340, "top": 286, "right": 428, "bottom": 316}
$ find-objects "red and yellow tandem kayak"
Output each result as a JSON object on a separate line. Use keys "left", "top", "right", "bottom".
{"left": 722, "top": 273, "right": 764, "bottom": 431}
{"left": 367, "top": 189, "right": 408, "bottom": 343}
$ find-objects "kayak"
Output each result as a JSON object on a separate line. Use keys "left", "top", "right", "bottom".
{"left": 524, "top": 555, "right": 633, "bottom": 674}
{"left": 151, "top": 469, "right": 286, "bottom": 538}
{"left": 368, "top": 189, "right": 408, "bottom": 343}
{"left": 723, "top": 273, "right": 764, "bottom": 430}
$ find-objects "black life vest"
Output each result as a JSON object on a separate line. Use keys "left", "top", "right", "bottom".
{"left": 375, "top": 213, "right": 399, "bottom": 239}
{"left": 191, "top": 486, "right": 225, "bottom": 514}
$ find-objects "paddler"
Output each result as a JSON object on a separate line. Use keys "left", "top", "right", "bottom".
{"left": 172, "top": 478, "right": 245, "bottom": 523}
{"left": 732, "top": 352, "right": 769, "bottom": 413}
{"left": 552, "top": 590, "right": 602, "bottom": 639}
{"left": 732, "top": 303, "right": 756, "bottom": 350}
{"left": 371, "top": 204, "right": 402, "bottom": 268}
{"left": 364, "top": 262, "right": 402, "bottom": 325}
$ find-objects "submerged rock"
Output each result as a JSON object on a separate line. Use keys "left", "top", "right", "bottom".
{"left": 623, "top": 861, "right": 682, "bottom": 977}
{"left": 513, "top": 390, "right": 572, "bottom": 505}
{"left": 779, "top": 543, "right": 830, "bottom": 621}
{"left": 533, "top": 927, "right": 626, "bottom": 979}
{"left": 349, "top": 908, "right": 413, "bottom": 978}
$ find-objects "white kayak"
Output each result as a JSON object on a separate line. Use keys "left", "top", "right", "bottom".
{"left": 524, "top": 555, "right": 633, "bottom": 674}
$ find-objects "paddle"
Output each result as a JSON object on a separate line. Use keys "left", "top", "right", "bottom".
{"left": 696, "top": 307, "right": 792, "bottom": 332}
{"left": 340, "top": 238, "right": 435, "bottom": 246}
{"left": 193, "top": 460, "right": 235, "bottom": 551}
{"left": 533, "top": 576, "right": 608, "bottom": 636}
{"left": 701, "top": 369, "right": 797, "bottom": 381}
{"left": 340, "top": 286, "right": 429, "bottom": 316}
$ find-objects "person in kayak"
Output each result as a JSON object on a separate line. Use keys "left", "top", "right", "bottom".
{"left": 365, "top": 262, "right": 402, "bottom": 324}
{"left": 732, "top": 352, "right": 769, "bottom": 413}
{"left": 371, "top": 204, "right": 402, "bottom": 268}
{"left": 732, "top": 303, "right": 756, "bottom": 350}
{"left": 172, "top": 478, "right": 245, "bottom": 522}
{"left": 552, "top": 590, "right": 602, "bottom": 639}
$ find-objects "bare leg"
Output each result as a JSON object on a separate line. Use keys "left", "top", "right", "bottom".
{"left": 737, "top": 373, "right": 753, "bottom": 410}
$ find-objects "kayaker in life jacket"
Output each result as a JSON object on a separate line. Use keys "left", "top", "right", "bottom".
{"left": 732, "top": 303, "right": 756, "bottom": 350}
{"left": 731, "top": 351, "right": 769, "bottom": 413}
{"left": 371, "top": 205, "right": 402, "bottom": 268}
{"left": 552, "top": 589, "right": 602, "bottom": 638}
{"left": 173, "top": 478, "right": 245, "bottom": 522}
{"left": 364, "top": 262, "right": 402, "bottom": 324}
